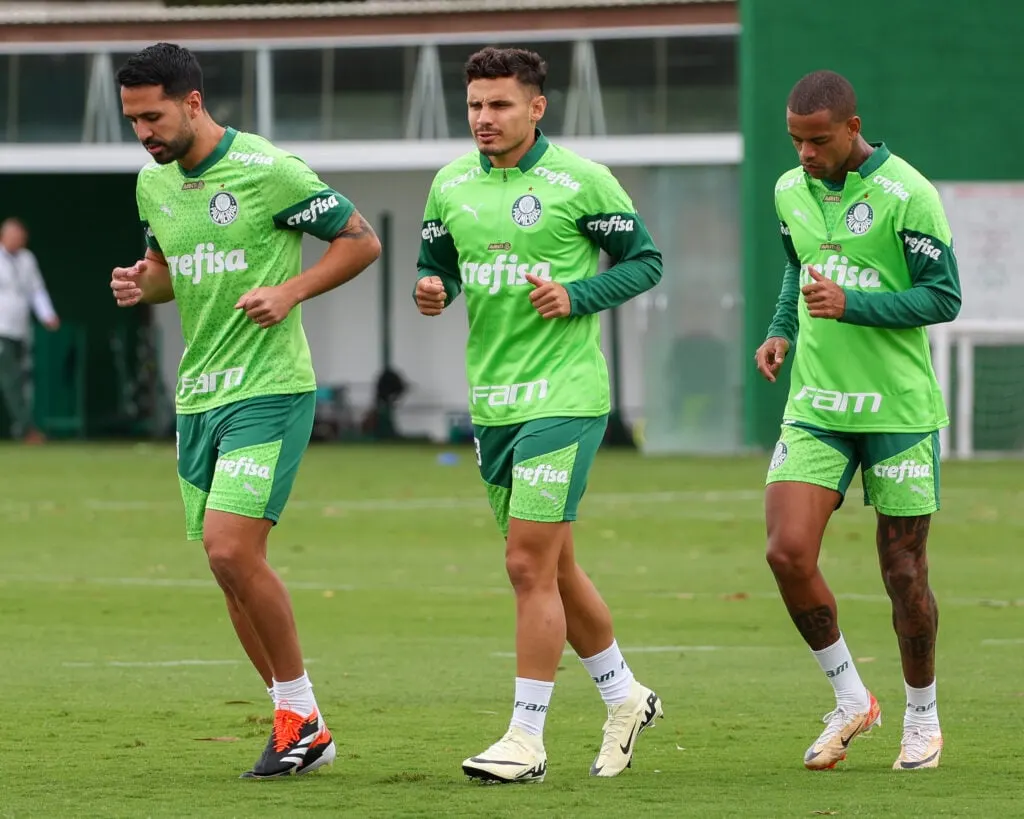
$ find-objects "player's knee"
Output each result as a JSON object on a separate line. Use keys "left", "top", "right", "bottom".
{"left": 765, "top": 531, "right": 817, "bottom": 581}
{"left": 881, "top": 560, "right": 925, "bottom": 601}
{"left": 505, "top": 535, "right": 559, "bottom": 593}
{"left": 203, "top": 534, "right": 251, "bottom": 586}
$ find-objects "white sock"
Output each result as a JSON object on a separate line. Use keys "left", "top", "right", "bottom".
{"left": 266, "top": 686, "right": 275, "bottom": 705}
{"left": 509, "top": 677, "right": 554, "bottom": 738}
{"left": 580, "top": 640, "right": 635, "bottom": 706}
{"left": 811, "top": 634, "right": 869, "bottom": 712}
{"left": 904, "top": 680, "right": 939, "bottom": 729}
{"left": 272, "top": 671, "right": 318, "bottom": 718}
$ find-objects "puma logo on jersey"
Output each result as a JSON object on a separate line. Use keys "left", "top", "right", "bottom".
{"left": 462, "top": 204, "right": 480, "bottom": 220}
{"left": 166, "top": 243, "right": 248, "bottom": 285}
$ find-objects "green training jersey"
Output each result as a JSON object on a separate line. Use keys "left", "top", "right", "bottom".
{"left": 136, "top": 127, "right": 354, "bottom": 415}
{"left": 417, "top": 132, "right": 661, "bottom": 426}
{"left": 772, "top": 143, "right": 961, "bottom": 433}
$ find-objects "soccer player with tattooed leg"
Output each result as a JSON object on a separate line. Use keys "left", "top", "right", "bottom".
{"left": 755, "top": 70, "right": 961, "bottom": 771}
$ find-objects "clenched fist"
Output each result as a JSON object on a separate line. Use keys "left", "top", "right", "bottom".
{"left": 110, "top": 261, "right": 147, "bottom": 307}
{"left": 416, "top": 275, "right": 447, "bottom": 316}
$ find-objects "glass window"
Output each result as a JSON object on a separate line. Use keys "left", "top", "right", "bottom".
{"left": 201, "top": 51, "right": 256, "bottom": 133}
{"left": 327, "top": 46, "right": 415, "bottom": 139}
{"left": 273, "top": 49, "right": 327, "bottom": 140}
{"left": 595, "top": 36, "right": 737, "bottom": 134}
{"left": 438, "top": 42, "right": 573, "bottom": 139}
{"left": 631, "top": 164, "right": 743, "bottom": 453}
{"left": 14, "top": 54, "right": 89, "bottom": 142}
{"left": 0, "top": 56, "right": 9, "bottom": 142}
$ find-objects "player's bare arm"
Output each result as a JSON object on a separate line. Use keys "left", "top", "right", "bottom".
{"left": 110, "top": 248, "right": 174, "bottom": 307}
{"left": 236, "top": 209, "right": 381, "bottom": 329}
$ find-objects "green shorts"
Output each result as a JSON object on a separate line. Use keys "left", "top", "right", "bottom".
{"left": 175, "top": 392, "right": 315, "bottom": 540}
{"left": 474, "top": 415, "right": 607, "bottom": 537}
{"left": 765, "top": 421, "right": 941, "bottom": 516}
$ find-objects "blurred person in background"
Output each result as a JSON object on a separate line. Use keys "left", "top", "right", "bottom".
{"left": 0, "top": 217, "right": 60, "bottom": 444}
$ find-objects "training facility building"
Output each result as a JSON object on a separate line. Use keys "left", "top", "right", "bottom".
{"left": 1, "top": 0, "right": 1021, "bottom": 456}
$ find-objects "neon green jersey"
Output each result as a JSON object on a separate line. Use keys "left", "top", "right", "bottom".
{"left": 136, "top": 127, "right": 354, "bottom": 414}
{"left": 770, "top": 144, "right": 961, "bottom": 433}
{"left": 417, "top": 132, "right": 662, "bottom": 426}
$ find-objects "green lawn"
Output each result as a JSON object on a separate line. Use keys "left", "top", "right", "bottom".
{"left": 0, "top": 443, "right": 1020, "bottom": 817}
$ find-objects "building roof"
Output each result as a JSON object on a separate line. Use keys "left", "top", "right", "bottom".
{"left": 0, "top": 0, "right": 732, "bottom": 25}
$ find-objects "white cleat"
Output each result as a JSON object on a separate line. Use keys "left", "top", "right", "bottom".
{"left": 590, "top": 681, "right": 664, "bottom": 777}
{"left": 893, "top": 724, "right": 943, "bottom": 770}
{"left": 804, "top": 692, "right": 882, "bottom": 771}
{"left": 462, "top": 726, "right": 547, "bottom": 784}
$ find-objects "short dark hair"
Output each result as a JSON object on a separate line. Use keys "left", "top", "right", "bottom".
{"left": 464, "top": 47, "right": 547, "bottom": 93}
{"left": 116, "top": 42, "right": 204, "bottom": 100}
{"left": 787, "top": 70, "right": 857, "bottom": 120}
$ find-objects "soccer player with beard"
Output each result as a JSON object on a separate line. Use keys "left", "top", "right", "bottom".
{"left": 109, "top": 42, "right": 381, "bottom": 779}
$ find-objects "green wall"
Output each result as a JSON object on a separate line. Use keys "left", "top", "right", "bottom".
{"left": 740, "top": 0, "right": 1024, "bottom": 449}
{"left": 1, "top": 173, "right": 150, "bottom": 437}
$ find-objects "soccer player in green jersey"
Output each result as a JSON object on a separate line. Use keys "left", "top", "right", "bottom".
{"left": 754, "top": 70, "right": 961, "bottom": 772}
{"left": 108, "top": 43, "right": 381, "bottom": 779}
{"left": 415, "top": 47, "right": 664, "bottom": 783}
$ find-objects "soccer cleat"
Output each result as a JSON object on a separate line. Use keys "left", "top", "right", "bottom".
{"left": 893, "top": 724, "right": 943, "bottom": 770}
{"left": 462, "top": 726, "right": 547, "bottom": 784}
{"left": 590, "top": 681, "right": 664, "bottom": 777}
{"left": 240, "top": 708, "right": 336, "bottom": 779}
{"left": 803, "top": 692, "right": 882, "bottom": 770}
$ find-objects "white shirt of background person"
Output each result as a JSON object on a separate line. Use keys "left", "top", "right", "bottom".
{"left": 0, "top": 218, "right": 60, "bottom": 341}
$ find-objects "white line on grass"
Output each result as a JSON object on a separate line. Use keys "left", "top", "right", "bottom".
{"left": 6, "top": 574, "right": 1023, "bottom": 609}
{"left": 981, "top": 638, "right": 1024, "bottom": 645}
{"left": 489, "top": 645, "right": 770, "bottom": 658}
{"left": 79, "top": 489, "right": 764, "bottom": 514}
{"left": 62, "top": 658, "right": 317, "bottom": 669}
{"left": 62, "top": 659, "right": 243, "bottom": 668}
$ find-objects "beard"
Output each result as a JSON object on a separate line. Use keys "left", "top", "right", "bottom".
{"left": 143, "top": 128, "right": 195, "bottom": 165}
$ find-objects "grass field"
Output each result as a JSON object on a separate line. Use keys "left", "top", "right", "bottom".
{"left": 0, "top": 442, "right": 1021, "bottom": 818}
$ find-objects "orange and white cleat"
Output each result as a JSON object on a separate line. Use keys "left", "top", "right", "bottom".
{"left": 893, "top": 724, "right": 942, "bottom": 770}
{"left": 803, "top": 692, "right": 882, "bottom": 770}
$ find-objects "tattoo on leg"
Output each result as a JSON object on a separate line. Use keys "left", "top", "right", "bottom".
{"left": 791, "top": 605, "right": 838, "bottom": 648}
{"left": 878, "top": 514, "right": 938, "bottom": 684}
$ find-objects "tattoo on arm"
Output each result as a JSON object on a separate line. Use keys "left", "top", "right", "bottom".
{"left": 791, "top": 605, "right": 839, "bottom": 649}
{"left": 334, "top": 213, "right": 375, "bottom": 241}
